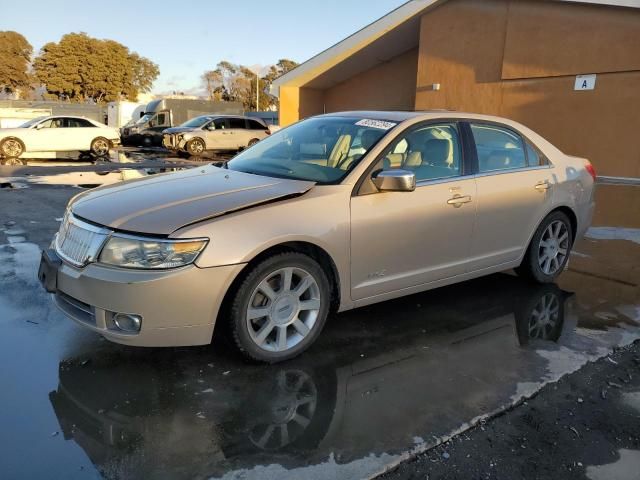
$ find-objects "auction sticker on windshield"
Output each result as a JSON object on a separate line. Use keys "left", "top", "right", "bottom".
{"left": 355, "top": 119, "right": 397, "bottom": 130}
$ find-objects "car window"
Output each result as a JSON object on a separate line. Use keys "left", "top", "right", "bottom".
{"left": 471, "top": 123, "right": 526, "bottom": 173}
{"left": 155, "top": 113, "right": 169, "bottom": 127}
{"left": 377, "top": 123, "right": 462, "bottom": 182}
{"left": 248, "top": 119, "right": 266, "bottom": 130}
{"left": 525, "top": 141, "right": 550, "bottom": 167}
{"left": 229, "top": 118, "right": 246, "bottom": 129}
{"left": 212, "top": 118, "right": 227, "bottom": 130}
{"left": 227, "top": 116, "right": 392, "bottom": 184}
{"left": 66, "top": 118, "right": 94, "bottom": 128}
{"left": 38, "top": 118, "right": 64, "bottom": 129}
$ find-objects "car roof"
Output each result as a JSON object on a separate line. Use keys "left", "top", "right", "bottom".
{"left": 317, "top": 110, "right": 532, "bottom": 126}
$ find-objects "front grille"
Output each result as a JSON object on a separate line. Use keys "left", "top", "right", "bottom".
{"left": 55, "top": 213, "right": 110, "bottom": 267}
{"left": 163, "top": 134, "right": 175, "bottom": 148}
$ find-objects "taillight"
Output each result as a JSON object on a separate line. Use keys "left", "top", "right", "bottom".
{"left": 585, "top": 161, "right": 597, "bottom": 182}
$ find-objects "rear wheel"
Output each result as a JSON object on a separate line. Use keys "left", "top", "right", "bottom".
{"left": 186, "top": 138, "right": 206, "bottom": 156}
{"left": 516, "top": 211, "right": 573, "bottom": 283}
{"left": 90, "top": 137, "right": 110, "bottom": 156}
{"left": 0, "top": 137, "right": 24, "bottom": 158}
{"left": 228, "top": 253, "right": 331, "bottom": 363}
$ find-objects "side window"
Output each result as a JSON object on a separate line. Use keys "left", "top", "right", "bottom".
{"left": 381, "top": 123, "right": 462, "bottom": 181}
{"left": 248, "top": 119, "right": 265, "bottom": 130}
{"left": 155, "top": 113, "right": 169, "bottom": 127}
{"left": 229, "top": 118, "right": 246, "bottom": 129}
{"left": 210, "top": 118, "right": 227, "bottom": 130}
{"left": 66, "top": 118, "right": 93, "bottom": 128}
{"left": 525, "top": 141, "right": 550, "bottom": 166}
{"left": 37, "top": 119, "right": 53, "bottom": 129}
{"left": 471, "top": 123, "right": 526, "bottom": 173}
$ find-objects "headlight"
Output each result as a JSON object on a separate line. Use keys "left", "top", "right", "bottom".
{"left": 98, "top": 235, "right": 208, "bottom": 269}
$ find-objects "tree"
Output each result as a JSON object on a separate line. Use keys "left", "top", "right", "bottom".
{"left": 0, "top": 31, "right": 33, "bottom": 95}
{"left": 262, "top": 59, "right": 298, "bottom": 110}
{"left": 201, "top": 58, "right": 298, "bottom": 110}
{"left": 33, "top": 33, "right": 159, "bottom": 103}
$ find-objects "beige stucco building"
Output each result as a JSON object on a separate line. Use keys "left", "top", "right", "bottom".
{"left": 272, "top": 0, "right": 640, "bottom": 178}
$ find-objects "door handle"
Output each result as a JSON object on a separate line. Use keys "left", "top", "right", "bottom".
{"left": 447, "top": 194, "right": 472, "bottom": 208}
{"left": 535, "top": 181, "right": 551, "bottom": 191}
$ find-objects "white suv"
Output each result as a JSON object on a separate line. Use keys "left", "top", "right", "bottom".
{"left": 162, "top": 115, "right": 271, "bottom": 156}
{"left": 0, "top": 116, "right": 121, "bottom": 158}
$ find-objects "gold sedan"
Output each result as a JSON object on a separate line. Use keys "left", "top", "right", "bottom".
{"left": 39, "top": 111, "right": 596, "bottom": 362}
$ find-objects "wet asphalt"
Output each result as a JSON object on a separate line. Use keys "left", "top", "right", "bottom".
{"left": 0, "top": 152, "right": 639, "bottom": 479}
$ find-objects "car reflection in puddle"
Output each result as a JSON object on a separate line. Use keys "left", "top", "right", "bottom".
{"left": 49, "top": 274, "right": 587, "bottom": 479}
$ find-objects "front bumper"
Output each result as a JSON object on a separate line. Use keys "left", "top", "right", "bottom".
{"left": 48, "top": 257, "right": 245, "bottom": 347}
{"left": 162, "top": 134, "right": 187, "bottom": 151}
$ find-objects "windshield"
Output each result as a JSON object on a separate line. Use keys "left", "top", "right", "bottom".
{"left": 180, "top": 116, "right": 212, "bottom": 128}
{"left": 227, "top": 116, "right": 396, "bottom": 184}
{"left": 136, "top": 113, "right": 153, "bottom": 125}
{"left": 19, "top": 117, "right": 47, "bottom": 128}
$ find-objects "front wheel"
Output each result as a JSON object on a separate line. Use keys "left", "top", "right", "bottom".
{"left": 186, "top": 138, "right": 206, "bottom": 156}
{"left": 516, "top": 211, "right": 573, "bottom": 283}
{"left": 228, "top": 253, "right": 331, "bottom": 363}
{"left": 90, "top": 137, "right": 110, "bottom": 156}
{"left": 0, "top": 138, "right": 24, "bottom": 158}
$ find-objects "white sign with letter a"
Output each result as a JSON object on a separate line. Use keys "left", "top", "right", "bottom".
{"left": 575, "top": 74, "right": 596, "bottom": 91}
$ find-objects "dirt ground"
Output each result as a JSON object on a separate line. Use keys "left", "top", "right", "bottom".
{"left": 381, "top": 341, "right": 640, "bottom": 480}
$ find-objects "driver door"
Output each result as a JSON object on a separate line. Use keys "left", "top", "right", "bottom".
{"left": 203, "top": 118, "right": 232, "bottom": 150}
{"left": 350, "top": 122, "right": 477, "bottom": 301}
{"left": 28, "top": 118, "right": 66, "bottom": 151}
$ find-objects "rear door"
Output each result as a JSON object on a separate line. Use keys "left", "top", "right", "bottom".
{"left": 64, "top": 118, "right": 98, "bottom": 150}
{"left": 228, "top": 117, "right": 250, "bottom": 150}
{"left": 466, "top": 122, "right": 555, "bottom": 270}
{"left": 247, "top": 119, "right": 269, "bottom": 143}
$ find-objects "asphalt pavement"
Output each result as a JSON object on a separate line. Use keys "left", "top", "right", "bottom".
{"left": 0, "top": 155, "right": 638, "bottom": 480}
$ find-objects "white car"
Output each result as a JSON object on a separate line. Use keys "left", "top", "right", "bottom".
{"left": 0, "top": 116, "right": 121, "bottom": 158}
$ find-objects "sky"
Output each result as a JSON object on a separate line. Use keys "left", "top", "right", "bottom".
{"left": 0, "top": 0, "right": 407, "bottom": 95}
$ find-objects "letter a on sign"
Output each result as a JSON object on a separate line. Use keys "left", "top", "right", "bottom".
{"left": 575, "top": 74, "right": 596, "bottom": 91}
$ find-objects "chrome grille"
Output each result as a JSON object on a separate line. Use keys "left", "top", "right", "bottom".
{"left": 163, "top": 134, "right": 175, "bottom": 148}
{"left": 55, "top": 213, "right": 110, "bottom": 267}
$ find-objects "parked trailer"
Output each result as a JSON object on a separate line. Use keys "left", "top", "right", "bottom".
{"left": 121, "top": 99, "right": 244, "bottom": 146}
{"left": 107, "top": 101, "right": 146, "bottom": 129}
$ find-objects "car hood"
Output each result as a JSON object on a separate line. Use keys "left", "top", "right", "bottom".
{"left": 162, "top": 127, "right": 196, "bottom": 134}
{"left": 70, "top": 166, "right": 315, "bottom": 235}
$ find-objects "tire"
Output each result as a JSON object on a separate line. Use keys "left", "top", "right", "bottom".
{"left": 0, "top": 137, "right": 25, "bottom": 158}
{"left": 142, "top": 135, "right": 154, "bottom": 147}
{"left": 516, "top": 211, "right": 573, "bottom": 283}
{"left": 90, "top": 137, "right": 110, "bottom": 156}
{"left": 228, "top": 252, "right": 331, "bottom": 363}
{"left": 186, "top": 138, "right": 206, "bottom": 156}
{"left": 248, "top": 138, "right": 259, "bottom": 147}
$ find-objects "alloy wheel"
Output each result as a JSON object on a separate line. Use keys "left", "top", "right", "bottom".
{"left": 2, "top": 139, "right": 23, "bottom": 157}
{"left": 246, "top": 267, "right": 321, "bottom": 352}
{"left": 189, "top": 139, "right": 205, "bottom": 154}
{"left": 538, "top": 220, "right": 569, "bottom": 275}
{"left": 92, "top": 139, "right": 109, "bottom": 156}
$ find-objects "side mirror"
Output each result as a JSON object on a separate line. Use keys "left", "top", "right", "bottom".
{"left": 35, "top": 123, "right": 44, "bottom": 130}
{"left": 373, "top": 169, "right": 416, "bottom": 192}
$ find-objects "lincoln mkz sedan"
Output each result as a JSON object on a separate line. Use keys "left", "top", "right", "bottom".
{"left": 38, "top": 111, "right": 596, "bottom": 362}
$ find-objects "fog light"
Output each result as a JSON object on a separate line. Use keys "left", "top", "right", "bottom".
{"left": 113, "top": 313, "right": 142, "bottom": 333}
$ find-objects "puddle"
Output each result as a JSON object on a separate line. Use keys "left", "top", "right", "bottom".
{"left": 0, "top": 185, "right": 639, "bottom": 479}
{"left": 586, "top": 449, "right": 640, "bottom": 480}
